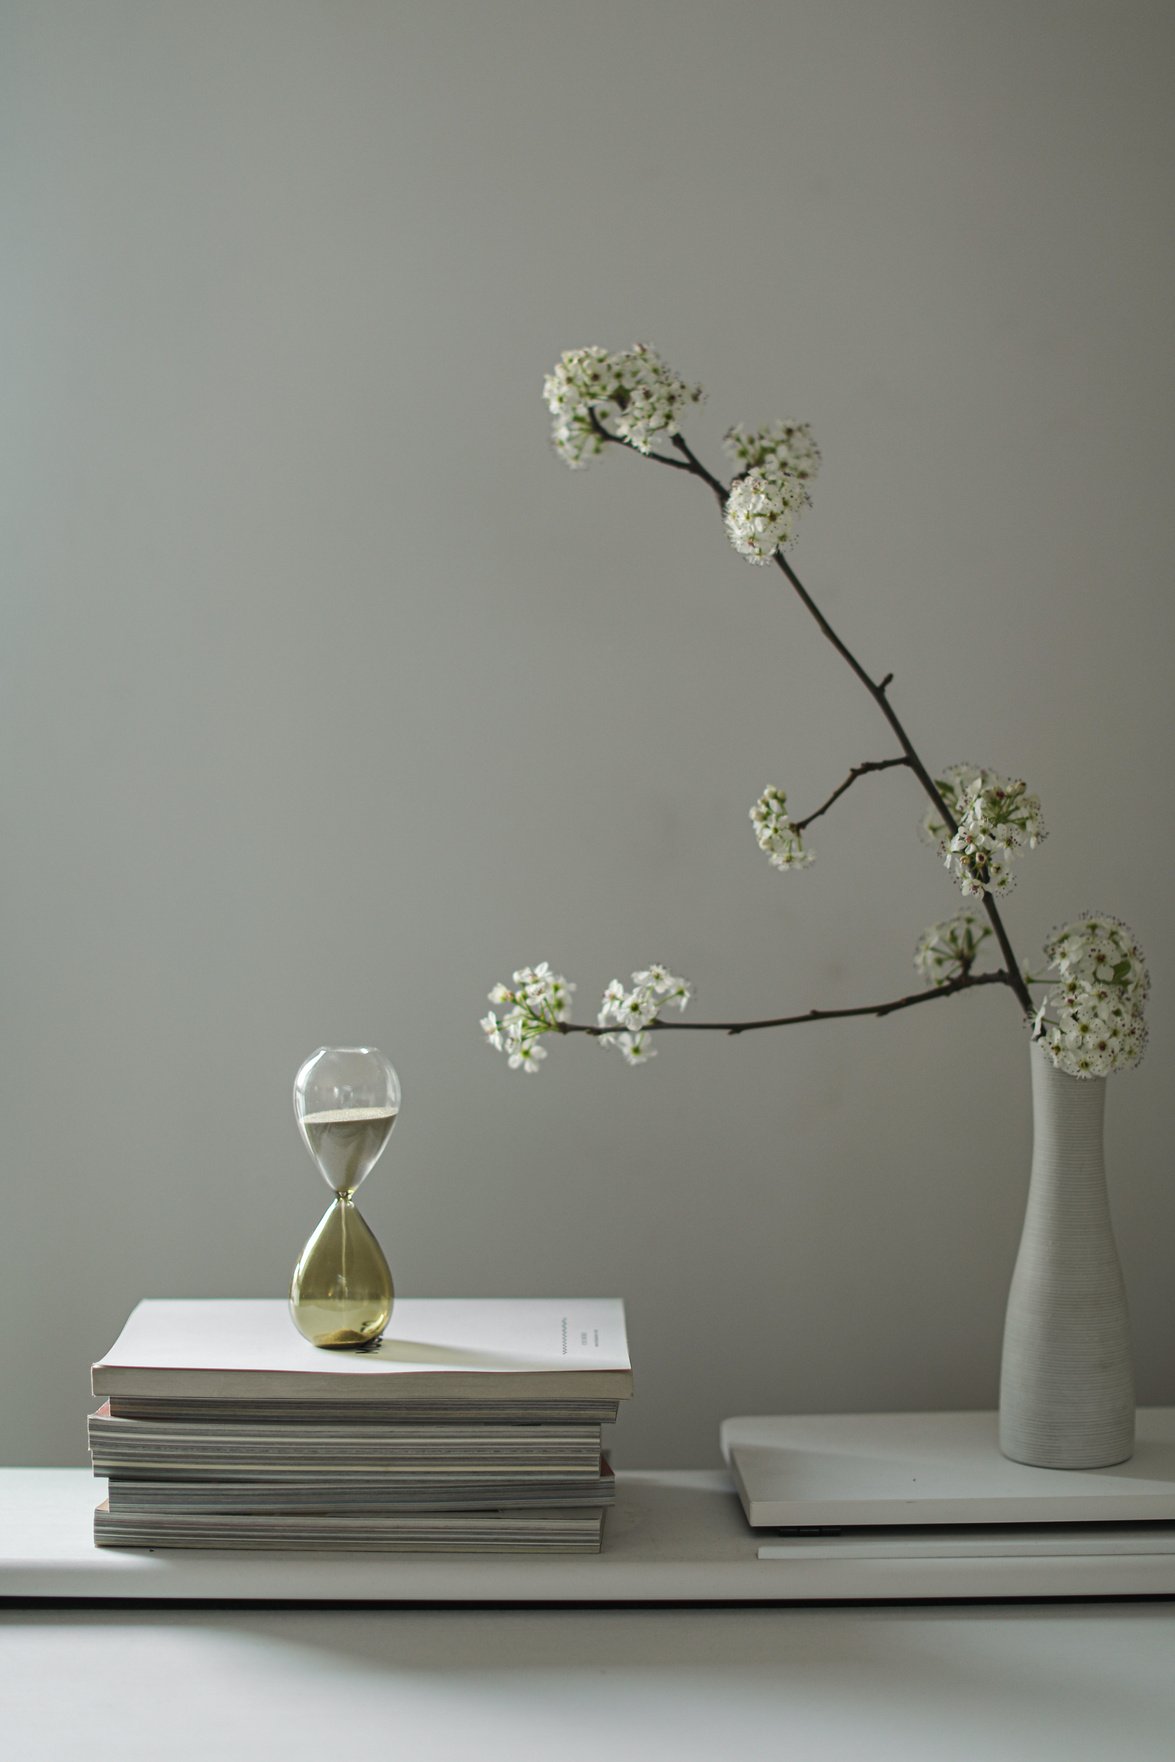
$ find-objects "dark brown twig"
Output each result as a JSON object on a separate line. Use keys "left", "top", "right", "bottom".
{"left": 657, "top": 430, "right": 1032, "bottom": 1015}
{"left": 795, "top": 756, "right": 912, "bottom": 833}
{"left": 556, "top": 969, "right": 1013, "bottom": 1038}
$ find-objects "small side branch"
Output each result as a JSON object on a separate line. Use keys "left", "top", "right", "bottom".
{"left": 557, "top": 969, "right": 1013, "bottom": 1039}
{"left": 796, "top": 756, "right": 912, "bottom": 832}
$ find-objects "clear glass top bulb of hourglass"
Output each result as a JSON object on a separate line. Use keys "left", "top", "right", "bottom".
{"left": 293, "top": 1046, "right": 401, "bottom": 1194}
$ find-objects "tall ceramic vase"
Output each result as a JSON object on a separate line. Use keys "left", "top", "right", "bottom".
{"left": 998, "top": 1042, "right": 1134, "bottom": 1468}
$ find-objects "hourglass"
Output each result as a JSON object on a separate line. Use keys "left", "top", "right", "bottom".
{"left": 289, "top": 1046, "right": 400, "bottom": 1349}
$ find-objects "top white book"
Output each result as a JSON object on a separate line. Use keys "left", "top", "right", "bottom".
{"left": 92, "top": 1298, "right": 633, "bottom": 1402}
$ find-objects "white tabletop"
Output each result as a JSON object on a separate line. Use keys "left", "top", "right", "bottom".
{"left": 4, "top": 1466, "right": 1175, "bottom": 1760}
{"left": 6, "top": 1468, "right": 1175, "bottom": 1600}
{"left": 4, "top": 1601, "right": 1175, "bottom": 1762}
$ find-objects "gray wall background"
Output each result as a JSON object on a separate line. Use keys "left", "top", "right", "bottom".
{"left": 3, "top": 0, "right": 1172, "bottom": 1468}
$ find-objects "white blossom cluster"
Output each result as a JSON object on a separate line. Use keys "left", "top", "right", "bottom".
{"left": 913, "top": 911, "right": 992, "bottom": 987}
{"left": 724, "top": 421, "right": 822, "bottom": 482}
{"left": 597, "top": 964, "right": 693, "bottom": 1066}
{"left": 923, "top": 765, "right": 1045, "bottom": 898}
{"left": 920, "top": 762, "right": 987, "bottom": 848}
{"left": 722, "top": 419, "right": 819, "bottom": 563}
{"left": 723, "top": 467, "right": 809, "bottom": 562}
{"left": 481, "top": 962, "right": 576, "bottom": 1074}
{"left": 1031, "top": 916, "right": 1148, "bottom": 1078}
{"left": 542, "top": 344, "right": 704, "bottom": 468}
{"left": 749, "top": 786, "right": 814, "bottom": 871}
{"left": 947, "top": 775, "right": 1044, "bottom": 897}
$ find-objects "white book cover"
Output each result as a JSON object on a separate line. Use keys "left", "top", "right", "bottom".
{"left": 92, "top": 1298, "right": 633, "bottom": 1401}
{"left": 721, "top": 1411, "right": 1175, "bottom": 1527}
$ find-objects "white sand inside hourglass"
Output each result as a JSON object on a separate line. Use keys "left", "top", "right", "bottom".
{"left": 302, "top": 1107, "right": 398, "bottom": 1193}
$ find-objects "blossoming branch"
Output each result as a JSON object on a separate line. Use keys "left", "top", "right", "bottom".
{"left": 481, "top": 345, "right": 1148, "bottom": 1080}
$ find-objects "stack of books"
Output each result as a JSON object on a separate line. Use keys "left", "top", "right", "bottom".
{"left": 88, "top": 1297, "right": 632, "bottom": 1553}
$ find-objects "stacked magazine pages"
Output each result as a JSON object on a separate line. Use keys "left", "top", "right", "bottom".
{"left": 89, "top": 1297, "right": 632, "bottom": 1552}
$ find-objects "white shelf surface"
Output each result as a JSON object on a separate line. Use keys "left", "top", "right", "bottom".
{"left": 4, "top": 1467, "right": 1175, "bottom": 1602}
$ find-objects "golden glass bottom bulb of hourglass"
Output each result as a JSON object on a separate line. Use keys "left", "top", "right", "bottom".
{"left": 289, "top": 1193, "right": 394, "bottom": 1349}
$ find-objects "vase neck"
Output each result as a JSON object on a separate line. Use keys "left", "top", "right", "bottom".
{"left": 1028, "top": 1041, "right": 1107, "bottom": 1194}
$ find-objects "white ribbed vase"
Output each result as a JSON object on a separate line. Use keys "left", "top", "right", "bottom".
{"left": 998, "top": 1043, "right": 1134, "bottom": 1468}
